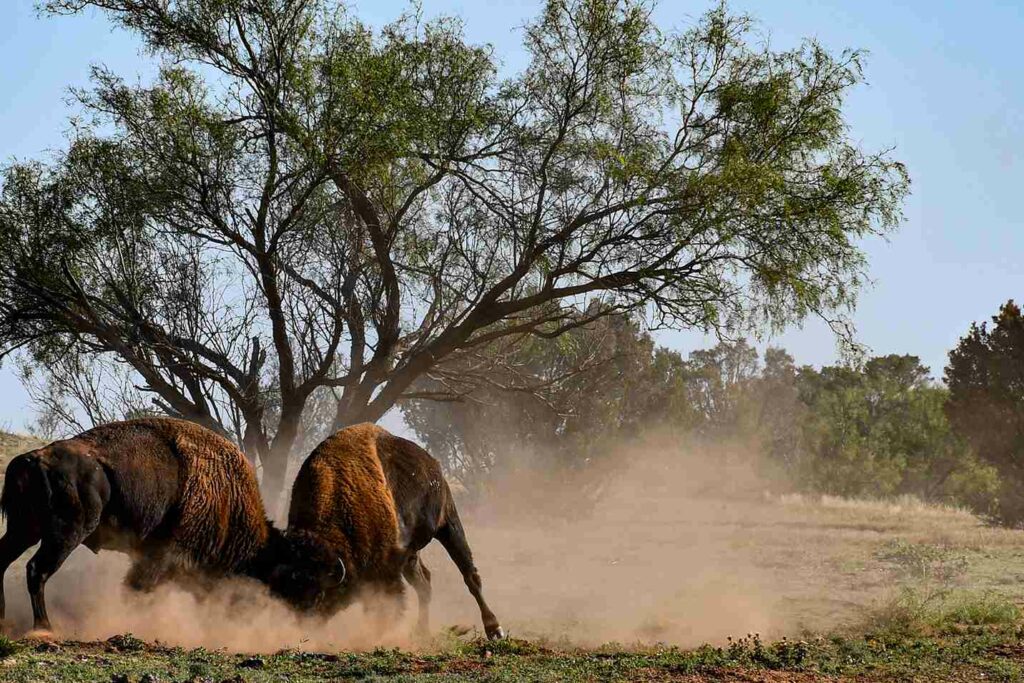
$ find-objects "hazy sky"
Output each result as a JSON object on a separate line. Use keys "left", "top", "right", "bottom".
{"left": 0, "top": 0, "right": 1021, "bottom": 432}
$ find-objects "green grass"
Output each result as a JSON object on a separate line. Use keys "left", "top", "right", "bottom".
{"left": 0, "top": 636, "right": 20, "bottom": 659}
{"left": 2, "top": 627, "right": 1024, "bottom": 682}
{"left": 865, "top": 586, "right": 1022, "bottom": 639}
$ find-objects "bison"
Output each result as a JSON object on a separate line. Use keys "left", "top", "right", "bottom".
{"left": 0, "top": 417, "right": 343, "bottom": 633}
{"left": 280, "top": 423, "right": 504, "bottom": 640}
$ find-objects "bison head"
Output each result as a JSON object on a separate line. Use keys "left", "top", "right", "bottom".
{"left": 254, "top": 527, "right": 347, "bottom": 612}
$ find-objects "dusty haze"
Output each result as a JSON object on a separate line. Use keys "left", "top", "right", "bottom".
{"left": 0, "top": 431, "right": 991, "bottom": 651}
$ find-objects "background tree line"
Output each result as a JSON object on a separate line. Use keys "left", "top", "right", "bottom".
{"left": 405, "top": 299, "right": 1024, "bottom": 525}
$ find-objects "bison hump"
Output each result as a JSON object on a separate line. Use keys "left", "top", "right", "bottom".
{"left": 288, "top": 424, "right": 402, "bottom": 576}
{"left": 80, "top": 418, "right": 268, "bottom": 569}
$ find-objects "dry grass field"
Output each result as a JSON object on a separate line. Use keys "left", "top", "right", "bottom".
{"left": 0, "top": 432, "right": 41, "bottom": 474}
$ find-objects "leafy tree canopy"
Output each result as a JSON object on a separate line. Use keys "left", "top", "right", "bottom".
{"left": 0, "top": 0, "right": 908, "bottom": 498}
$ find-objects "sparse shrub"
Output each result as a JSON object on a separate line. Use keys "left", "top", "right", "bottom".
{"left": 867, "top": 585, "right": 950, "bottom": 637}
{"left": 105, "top": 633, "right": 145, "bottom": 653}
{"left": 943, "top": 592, "right": 1020, "bottom": 627}
{"left": 724, "top": 633, "right": 810, "bottom": 669}
{"left": 876, "top": 539, "right": 969, "bottom": 583}
{"left": 866, "top": 587, "right": 1020, "bottom": 638}
{"left": 664, "top": 635, "right": 812, "bottom": 675}
{"left": 474, "top": 637, "right": 540, "bottom": 657}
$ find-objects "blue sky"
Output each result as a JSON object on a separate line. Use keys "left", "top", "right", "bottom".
{"left": 0, "top": 0, "right": 1021, "bottom": 432}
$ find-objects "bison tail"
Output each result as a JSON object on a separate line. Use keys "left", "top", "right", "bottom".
{"left": 0, "top": 453, "right": 48, "bottom": 522}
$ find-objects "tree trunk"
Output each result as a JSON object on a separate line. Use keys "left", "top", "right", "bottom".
{"left": 241, "top": 417, "right": 267, "bottom": 467}
{"left": 260, "top": 447, "right": 291, "bottom": 521}
{"left": 333, "top": 389, "right": 390, "bottom": 432}
{"left": 261, "top": 408, "right": 302, "bottom": 518}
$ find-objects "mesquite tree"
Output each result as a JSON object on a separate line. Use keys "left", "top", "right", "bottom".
{"left": 0, "top": 0, "right": 908, "bottom": 501}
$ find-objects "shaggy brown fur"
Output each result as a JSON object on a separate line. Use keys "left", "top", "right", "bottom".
{"left": 80, "top": 417, "right": 269, "bottom": 568}
{"left": 0, "top": 417, "right": 338, "bottom": 632}
{"left": 288, "top": 423, "right": 504, "bottom": 639}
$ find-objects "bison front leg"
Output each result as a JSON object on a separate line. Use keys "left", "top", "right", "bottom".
{"left": 402, "top": 554, "right": 432, "bottom": 639}
{"left": 125, "top": 543, "right": 179, "bottom": 593}
{"left": 365, "top": 580, "right": 407, "bottom": 642}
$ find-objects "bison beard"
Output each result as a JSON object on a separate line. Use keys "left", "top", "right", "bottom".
{"left": 286, "top": 423, "right": 505, "bottom": 640}
{"left": 0, "top": 418, "right": 341, "bottom": 633}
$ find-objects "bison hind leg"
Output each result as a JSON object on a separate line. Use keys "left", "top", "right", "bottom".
{"left": 0, "top": 526, "right": 41, "bottom": 626}
{"left": 402, "top": 554, "right": 432, "bottom": 639}
{"left": 435, "top": 510, "right": 504, "bottom": 640}
{"left": 27, "top": 532, "right": 88, "bottom": 633}
{"left": 27, "top": 469, "right": 108, "bottom": 633}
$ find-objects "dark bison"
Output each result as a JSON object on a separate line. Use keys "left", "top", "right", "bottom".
{"left": 280, "top": 423, "right": 504, "bottom": 640}
{"left": 0, "top": 417, "right": 342, "bottom": 632}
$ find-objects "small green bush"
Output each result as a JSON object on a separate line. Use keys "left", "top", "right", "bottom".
{"left": 0, "top": 635, "right": 19, "bottom": 659}
{"left": 876, "top": 539, "right": 968, "bottom": 583}
{"left": 866, "top": 587, "right": 1020, "bottom": 638}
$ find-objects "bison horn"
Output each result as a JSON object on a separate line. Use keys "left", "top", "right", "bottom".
{"left": 333, "top": 557, "right": 346, "bottom": 586}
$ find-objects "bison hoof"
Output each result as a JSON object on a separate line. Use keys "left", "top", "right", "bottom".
{"left": 24, "top": 628, "right": 57, "bottom": 642}
{"left": 486, "top": 625, "right": 505, "bottom": 641}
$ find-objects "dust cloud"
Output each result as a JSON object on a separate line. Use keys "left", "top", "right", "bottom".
{"left": 2, "top": 432, "right": 859, "bottom": 650}
{"left": 423, "top": 432, "right": 793, "bottom": 647}
{"left": 6, "top": 554, "right": 392, "bottom": 652}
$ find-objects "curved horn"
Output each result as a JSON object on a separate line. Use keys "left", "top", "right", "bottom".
{"left": 333, "top": 557, "right": 347, "bottom": 586}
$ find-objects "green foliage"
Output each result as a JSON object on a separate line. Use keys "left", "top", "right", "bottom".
{"left": 876, "top": 539, "right": 969, "bottom": 583}
{"left": 795, "top": 355, "right": 999, "bottom": 508}
{"left": 866, "top": 587, "right": 1020, "bottom": 639}
{"left": 0, "top": 635, "right": 19, "bottom": 659}
{"left": 3, "top": 0, "right": 906, "bottom": 490}
{"left": 945, "top": 300, "right": 1024, "bottom": 524}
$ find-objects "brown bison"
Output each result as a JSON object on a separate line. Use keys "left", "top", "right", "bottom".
{"left": 281, "top": 423, "right": 504, "bottom": 640}
{"left": 0, "top": 417, "right": 343, "bottom": 632}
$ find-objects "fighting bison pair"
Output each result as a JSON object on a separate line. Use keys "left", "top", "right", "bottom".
{"left": 0, "top": 418, "right": 503, "bottom": 640}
